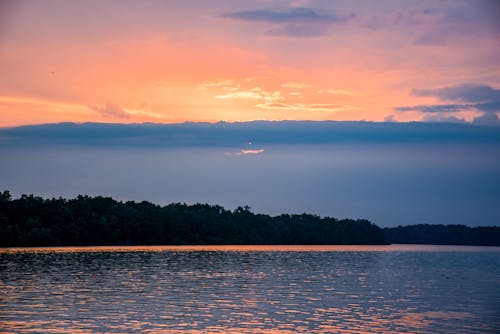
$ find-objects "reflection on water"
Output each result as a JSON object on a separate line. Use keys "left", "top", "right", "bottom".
{"left": 1, "top": 246, "right": 499, "bottom": 333}
{"left": 3, "top": 244, "right": 500, "bottom": 253}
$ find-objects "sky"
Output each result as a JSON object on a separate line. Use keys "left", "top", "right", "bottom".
{"left": 1, "top": 0, "right": 500, "bottom": 126}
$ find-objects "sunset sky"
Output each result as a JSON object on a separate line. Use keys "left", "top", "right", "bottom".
{"left": 1, "top": 0, "right": 499, "bottom": 126}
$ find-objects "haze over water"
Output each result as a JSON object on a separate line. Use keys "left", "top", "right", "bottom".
{"left": 1, "top": 245, "right": 499, "bottom": 333}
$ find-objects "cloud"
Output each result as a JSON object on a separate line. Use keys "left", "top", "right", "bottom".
{"left": 241, "top": 149, "right": 264, "bottom": 155}
{"left": 198, "top": 80, "right": 234, "bottom": 90}
{"left": 212, "top": 86, "right": 286, "bottom": 105}
{"left": 215, "top": 91, "right": 262, "bottom": 99}
{"left": 3, "top": 121, "right": 500, "bottom": 149}
{"left": 412, "top": 84, "right": 500, "bottom": 104}
{"left": 224, "top": 148, "right": 265, "bottom": 156}
{"left": 89, "top": 102, "right": 131, "bottom": 119}
{"left": 396, "top": 83, "right": 500, "bottom": 125}
{"left": 394, "top": 104, "right": 473, "bottom": 113}
{"left": 360, "top": 3, "right": 499, "bottom": 45}
{"left": 417, "top": 2, "right": 500, "bottom": 45}
{"left": 436, "top": 2, "right": 500, "bottom": 40}
{"left": 256, "top": 102, "right": 349, "bottom": 112}
{"left": 221, "top": 7, "right": 354, "bottom": 37}
{"left": 221, "top": 8, "right": 346, "bottom": 24}
{"left": 362, "top": 8, "right": 437, "bottom": 30}
{"left": 211, "top": 86, "right": 344, "bottom": 111}
{"left": 475, "top": 102, "right": 500, "bottom": 113}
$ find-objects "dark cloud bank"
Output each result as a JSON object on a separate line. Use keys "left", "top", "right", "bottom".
{"left": 221, "top": 7, "right": 354, "bottom": 37}
{"left": 221, "top": 8, "right": 349, "bottom": 24}
{"left": 1, "top": 121, "right": 499, "bottom": 148}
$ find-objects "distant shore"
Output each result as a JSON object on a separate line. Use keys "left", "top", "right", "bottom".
{"left": 2, "top": 244, "right": 500, "bottom": 254}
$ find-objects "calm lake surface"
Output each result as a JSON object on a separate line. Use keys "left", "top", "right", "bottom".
{"left": 1, "top": 245, "right": 499, "bottom": 333}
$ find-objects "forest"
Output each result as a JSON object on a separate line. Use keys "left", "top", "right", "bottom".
{"left": 0, "top": 191, "right": 387, "bottom": 246}
{"left": 383, "top": 224, "right": 500, "bottom": 246}
{"left": 0, "top": 191, "right": 498, "bottom": 247}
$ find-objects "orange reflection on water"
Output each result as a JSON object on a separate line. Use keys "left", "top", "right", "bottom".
{"left": 1, "top": 245, "right": 496, "bottom": 334}
{"left": 1, "top": 244, "right": 499, "bottom": 253}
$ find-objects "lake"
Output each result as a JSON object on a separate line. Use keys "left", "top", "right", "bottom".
{"left": 1, "top": 245, "right": 499, "bottom": 333}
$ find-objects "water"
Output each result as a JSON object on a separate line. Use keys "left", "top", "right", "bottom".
{"left": 1, "top": 245, "right": 499, "bottom": 333}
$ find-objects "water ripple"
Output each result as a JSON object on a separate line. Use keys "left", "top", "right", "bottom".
{"left": 1, "top": 246, "right": 499, "bottom": 333}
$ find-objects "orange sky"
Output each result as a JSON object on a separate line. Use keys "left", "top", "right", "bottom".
{"left": 1, "top": 0, "right": 499, "bottom": 126}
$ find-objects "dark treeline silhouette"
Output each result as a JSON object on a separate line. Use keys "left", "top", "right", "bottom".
{"left": 1, "top": 191, "right": 498, "bottom": 247}
{"left": 384, "top": 224, "right": 500, "bottom": 246}
{"left": 0, "top": 191, "right": 387, "bottom": 247}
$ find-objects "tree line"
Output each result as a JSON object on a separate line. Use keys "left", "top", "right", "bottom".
{"left": 0, "top": 191, "right": 387, "bottom": 246}
{"left": 1, "top": 191, "right": 498, "bottom": 247}
{"left": 383, "top": 224, "right": 500, "bottom": 246}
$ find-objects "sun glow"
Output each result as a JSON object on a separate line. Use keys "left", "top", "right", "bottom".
{"left": 0, "top": 1, "right": 498, "bottom": 126}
